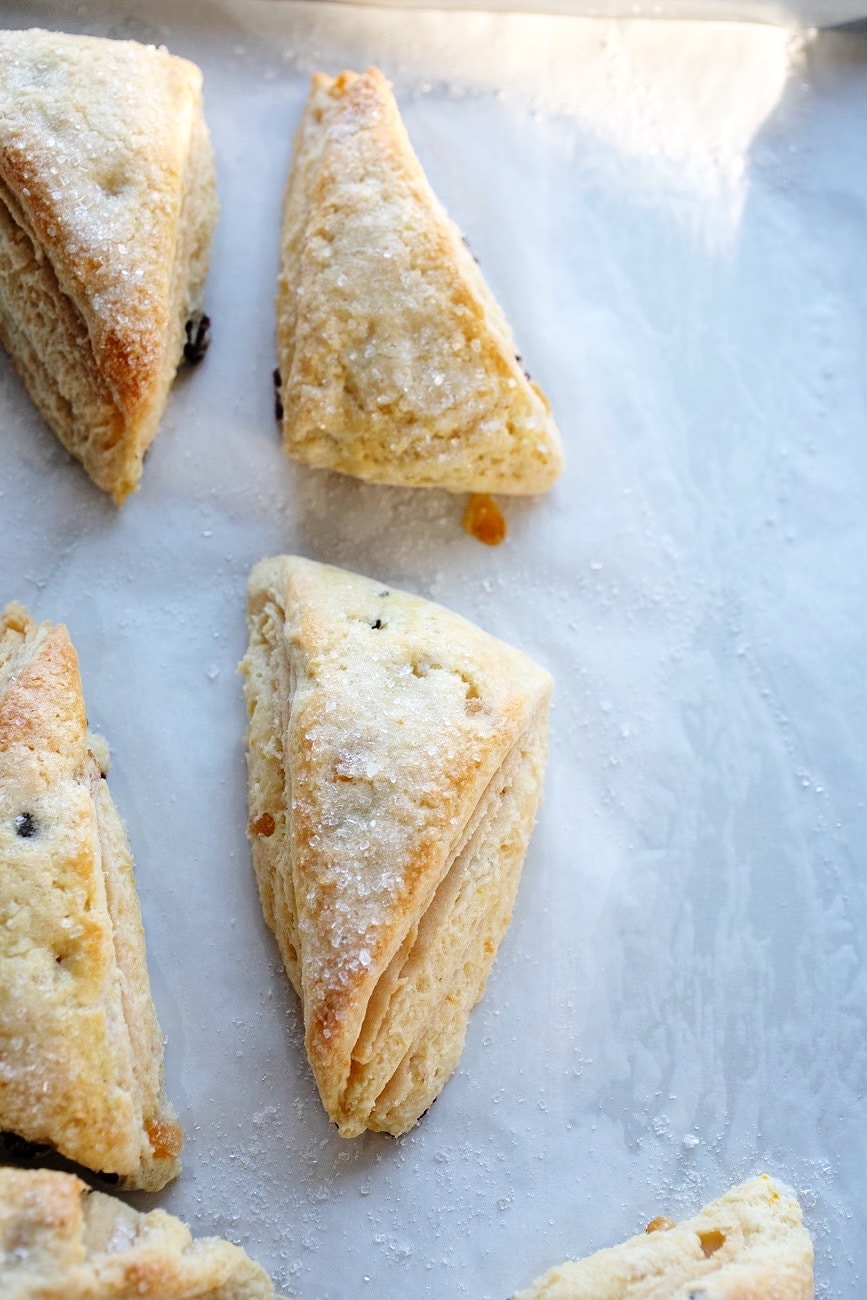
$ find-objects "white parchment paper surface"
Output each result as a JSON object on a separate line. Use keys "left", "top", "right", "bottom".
{"left": 0, "top": 2, "right": 864, "bottom": 1296}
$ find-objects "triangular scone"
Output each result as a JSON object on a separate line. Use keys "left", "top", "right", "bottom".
{"left": 0, "top": 604, "right": 182, "bottom": 1190}
{"left": 240, "top": 556, "right": 552, "bottom": 1136}
{"left": 276, "top": 68, "right": 563, "bottom": 495}
{"left": 514, "top": 1175, "right": 814, "bottom": 1300}
{"left": 0, "top": 1167, "right": 276, "bottom": 1299}
{"left": 0, "top": 28, "right": 217, "bottom": 503}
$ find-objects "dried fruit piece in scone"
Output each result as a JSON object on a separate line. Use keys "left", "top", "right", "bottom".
{"left": 0, "top": 28, "right": 218, "bottom": 503}
{"left": 0, "top": 603, "right": 182, "bottom": 1190}
{"left": 276, "top": 67, "right": 563, "bottom": 495}
{"left": 240, "top": 556, "right": 552, "bottom": 1136}
{"left": 0, "top": 1167, "right": 275, "bottom": 1299}
{"left": 513, "top": 1175, "right": 813, "bottom": 1299}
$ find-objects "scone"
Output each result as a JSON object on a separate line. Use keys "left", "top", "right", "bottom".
{"left": 0, "top": 28, "right": 217, "bottom": 503}
{"left": 0, "top": 1167, "right": 275, "bottom": 1299}
{"left": 276, "top": 67, "right": 563, "bottom": 495}
{"left": 0, "top": 604, "right": 182, "bottom": 1190}
{"left": 514, "top": 1175, "right": 814, "bottom": 1299}
{"left": 240, "top": 556, "right": 552, "bottom": 1136}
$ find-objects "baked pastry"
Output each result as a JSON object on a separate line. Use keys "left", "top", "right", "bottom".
{"left": 0, "top": 604, "right": 181, "bottom": 1191}
{"left": 0, "top": 1167, "right": 275, "bottom": 1299}
{"left": 240, "top": 556, "right": 551, "bottom": 1136}
{"left": 276, "top": 67, "right": 563, "bottom": 495}
{"left": 0, "top": 28, "right": 217, "bottom": 503}
{"left": 513, "top": 1175, "right": 814, "bottom": 1299}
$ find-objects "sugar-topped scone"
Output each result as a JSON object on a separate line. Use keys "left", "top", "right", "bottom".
{"left": 0, "top": 28, "right": 217, "bottom": 503}
{"left": 514, "top": 1175, "right": 813, "bottom": 1299}
{"left": 0, "top": 1167, "right": 275, "bottom": 1299}
{"left": 0, "top": 604, "right": 182, "bottom": 1190}
{"left": 276, "top": 67, "right": 563, "bottom": 495}
{"left": 240, "top": 556, "right": 552, "bottom": 1136}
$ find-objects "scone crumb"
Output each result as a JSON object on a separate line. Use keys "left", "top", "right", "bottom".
{"left": 2, "top": 602, "right": 30, "bottom": 634}
{"left": 88, "top": 733, "right": 111, "bottom": 776}
{"left": 463, "top": 493, "right": 507, "bottom": 546}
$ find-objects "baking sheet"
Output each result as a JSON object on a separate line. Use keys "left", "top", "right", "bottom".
{"left": 305, "top": 0, "right": 867, "bottom": 30}
{"left": 0, "top": 2, "right": 864, "bottom": 1296}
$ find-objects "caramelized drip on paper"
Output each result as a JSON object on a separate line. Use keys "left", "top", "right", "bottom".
{"left": 645, "top": 1216, "right": 677, "bottom": 1233}
{"left": 463, "top": 493, "right": 506, "bottom": 546}
{"left": 145, "top": 1118, "right": 183, "bottom": 1160}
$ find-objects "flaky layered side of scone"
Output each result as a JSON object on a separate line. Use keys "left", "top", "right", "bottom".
{"left": 0, "top": 1167, "right": 275, "bottom": 1299}
{"left": 240, "top": 556, "right": 551, "bottom": 1136}
{"left": 0, "top": 28, "right": 217, "bottom": 503}
{"left": 0, "top": 604, "right": 181, "bottom": 1191}
{"left": 514, "top": 1175, "right": 814, "bottom": 1300}
{"left": 276, "top": 67, "right": 564, "bottom": 495}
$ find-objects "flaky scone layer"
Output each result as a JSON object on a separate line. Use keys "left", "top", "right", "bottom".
{"left": 240, "top": 556, "right": 552, "bottom": 1136}
{"left": 0, "top": 604, "right": 181, "bottom": 1190}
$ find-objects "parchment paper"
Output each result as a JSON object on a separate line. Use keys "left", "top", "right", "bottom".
{"left": 0, "top": 3, "right": 864, "bottom": 1296}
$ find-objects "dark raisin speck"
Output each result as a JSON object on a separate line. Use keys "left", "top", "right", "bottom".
{"left": 183, "top": 314, "right": 211, "bottom": 365}
{"left": 371, "top": 618, "right": 383, "bottom": 630}
{"left": 461, "top": 233, "right": 480, "bottom": 265}
{"left": 379, "top": 590, "right": 389, "bottom": 598}
{"left": 14, "top": 812, "right": 36, "bottom": 838}
{"left": 513, "top": 348, "right": 531, "bottom": 380}
{"left": 273, "top": 368, "right": 284, "bottom": 423}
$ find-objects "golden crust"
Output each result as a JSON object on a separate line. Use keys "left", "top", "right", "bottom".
{"left": 0, "top": 604, "right": 181, "bottom": 1191}
{"left": 0, "top": 1167, "right": 276, "bottom": 1298}
{"left": 0, "top": 28, "right": 217, "bottom": 502}
{"left": 240, "top": 556, "right": 551, "bottom": 1135}
{"left": 514, "top": 1175, "right": 814, "bottom": 1300}
{"left": 276, "top": 68, "right": 564, "bottom": 495}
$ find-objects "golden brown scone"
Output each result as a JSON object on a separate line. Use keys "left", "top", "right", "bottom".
{"left": 0, "top": 1167, "right": 276, "bottom": 1299}
{"left": 0, "top": 28, "right": 217, "bottom": 503}
{"left": 276, "top": 68, "right": 563, "bottom": 495}
{"left": 0, "top": 604, "right": 182, "bottom": 1191}
{"left": 513, "top": 1175, "right": 813, "bottom": 1299}
{"left": 240, "top": 556, "right": 552, "bottom": 1137}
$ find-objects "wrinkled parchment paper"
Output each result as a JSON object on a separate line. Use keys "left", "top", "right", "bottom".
{"left": 0, "top": 2, "right": 864, "bottom": 1296}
